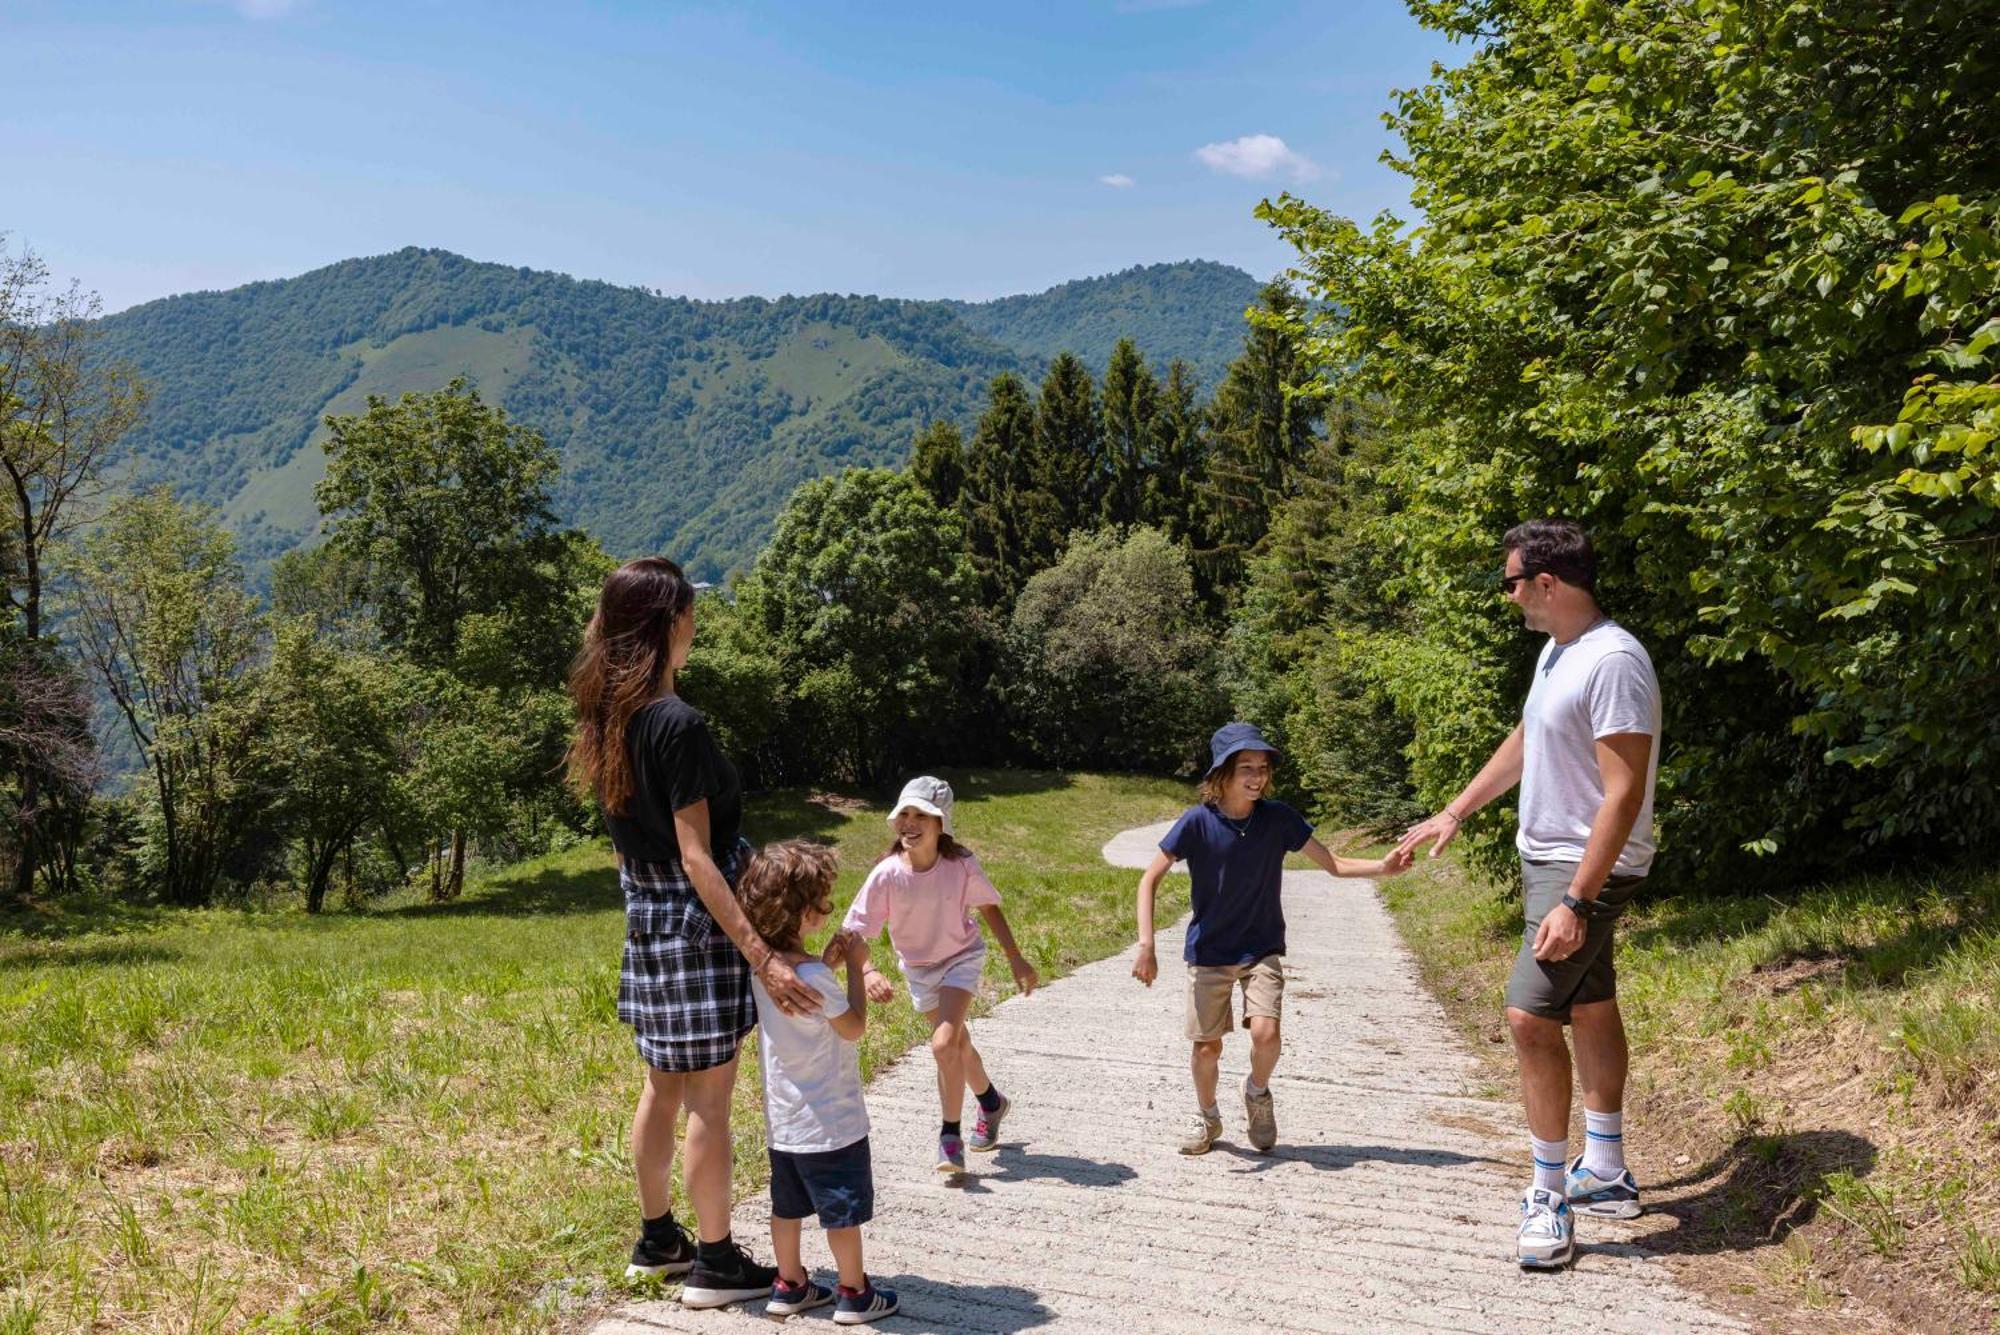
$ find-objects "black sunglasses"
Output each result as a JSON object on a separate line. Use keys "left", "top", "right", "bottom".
{"left": 1499, "top": 568, "right": 1541, "bottom": 593}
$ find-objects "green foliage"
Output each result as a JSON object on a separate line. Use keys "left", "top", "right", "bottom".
{"left": 959, "top": 372, "right": 1051, "bottom": 600}
{"left": 1004, "top": 527, "right": 1225, "bottom": 771}
{"left": 907, "top": 419, "right": 966, "bottom": 509}
{"left": 1259, "top": 0, "right": 2000, "bottom": 879}
{"left": 737, "top": 469, "right": 979, "bottom": 783}
{"left": 317, "top": 377, "right": 565, "bottom": 672}
{"left": 1032, "top": 352, "right": 1106, "bottom": 533}
{"left": 1197, "top": 283, "right": 1322, "bottom": 600}
{"left": 63, "top": 491, "right": 270, "bottom": 906}
{"left": 1228, "top": 409, "right": 1428, "bottom": 837}
{"left": 1099, "top": 339, "right": 1159, "bottom": 528}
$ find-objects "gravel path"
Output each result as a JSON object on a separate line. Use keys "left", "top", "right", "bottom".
{"left": 594, "top": 822, "right": 1738, "bottom": 1334}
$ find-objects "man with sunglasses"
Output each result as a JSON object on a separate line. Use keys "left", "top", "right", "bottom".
{"left": 1395, "top": 518, "right": 1661, "bottom": 1271}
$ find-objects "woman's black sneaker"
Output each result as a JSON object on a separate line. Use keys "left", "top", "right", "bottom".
{"left": 625, "top": 1217, "right": 694, "bottom": 1278}
{"left": 680, "top": 1238, "right": 780, "bottom": 1309}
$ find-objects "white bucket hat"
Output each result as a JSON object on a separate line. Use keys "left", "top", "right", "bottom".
{"left": 889, "top": 775, "right": 954, "bottom": 836}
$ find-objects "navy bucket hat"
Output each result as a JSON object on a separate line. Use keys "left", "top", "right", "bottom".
{"left": 1206, "top": 721, "right": 1280, "bottom": 777}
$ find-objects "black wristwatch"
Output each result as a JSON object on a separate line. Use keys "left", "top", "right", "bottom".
{"left": 1559, "top": 892, "right": 1601, "bottom": 919}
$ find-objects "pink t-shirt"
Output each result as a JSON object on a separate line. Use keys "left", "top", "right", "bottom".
{"left": 843, "top": 852, "right": 1002, "bottom": 967}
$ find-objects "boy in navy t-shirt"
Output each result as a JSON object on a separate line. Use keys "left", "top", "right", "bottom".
{"left": 1133, "top": 722, "right": 1410, "bottom": 1154}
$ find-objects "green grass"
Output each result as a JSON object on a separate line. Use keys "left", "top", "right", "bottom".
{"left": 1379, "top": 854, "right": 2000, "bottom": 1324}
{"left": 0, "top": 769, "right": 1187, "bottom": 1331}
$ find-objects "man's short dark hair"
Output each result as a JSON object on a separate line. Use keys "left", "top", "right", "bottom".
{"left": 1503, "top": 518, "right": 1597, "bottom": 591}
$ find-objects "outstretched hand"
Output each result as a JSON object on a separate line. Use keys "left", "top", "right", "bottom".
{"left": 1377, "top": 844, "right": 1415, "bottom": 876}
{"left": 1395, "top": 811, "right": 1462, "bottom": 861}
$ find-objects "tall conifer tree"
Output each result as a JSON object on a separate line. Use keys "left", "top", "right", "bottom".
{"left": 908, "top": 419, "right": 966, "bottom": 509}
{"left": 1100, "top": 339, "right": 1160, "bottom": 528}
{"left": 960, "top": 373, "right": 1044, "bottom": 600}
{"left": 1197, "top": 283, "right": 1321, "bottom": 598}
{"left": 1031, "top": 353, "right": 1104, "bottom": 541}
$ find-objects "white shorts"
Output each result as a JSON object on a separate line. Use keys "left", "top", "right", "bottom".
{"left": 902, "top": 945, "right": 986, "bottom": 1015}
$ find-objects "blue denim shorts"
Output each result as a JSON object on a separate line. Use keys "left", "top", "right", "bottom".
{"left": 769, "top": 1136, "right": 873, "bottom": 1229}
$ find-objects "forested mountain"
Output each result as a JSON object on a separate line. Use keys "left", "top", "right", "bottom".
{"left": 949, "top": 260, "right": 1261, "bottom": 387}
{"left": 92, "top": 248, "right": 1258, "bottom": 579}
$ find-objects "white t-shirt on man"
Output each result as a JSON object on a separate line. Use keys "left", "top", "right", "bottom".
{"left": 1516, "top": 619, "right": 1662, "bottom": 877}
{"left": 749, "top": 962, "right": 869, "bottom": 1154}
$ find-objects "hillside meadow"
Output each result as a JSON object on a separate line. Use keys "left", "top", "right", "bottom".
{"left": 0, "top": 770, "right": 1189, "bottom": 1332}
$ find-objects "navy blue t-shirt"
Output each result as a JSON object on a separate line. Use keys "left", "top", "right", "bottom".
{"left": 1161, "top": 800, "right": 1315, "bottom": 966}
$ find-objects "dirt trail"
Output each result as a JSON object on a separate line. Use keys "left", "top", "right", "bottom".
{"left": 594, "top": 822, "right": 1739, "bottom": 1333}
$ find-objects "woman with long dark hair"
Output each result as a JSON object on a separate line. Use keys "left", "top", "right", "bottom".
{"left": 568, "top": 556, "right": 819, "bottom": 1308}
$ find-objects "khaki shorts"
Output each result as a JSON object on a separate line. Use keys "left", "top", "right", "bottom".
{"left": 1185, "top": 955, "right": 1284, "bottom": 1041}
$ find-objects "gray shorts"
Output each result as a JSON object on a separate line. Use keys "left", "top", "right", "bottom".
{"left": 1504, "top": 860, "right": 1644, "bottom": 1023}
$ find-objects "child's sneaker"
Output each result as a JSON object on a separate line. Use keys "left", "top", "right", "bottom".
{"left": 1565, "top": 1155, "right": 1643, "bottom": 1218}
{"left": 967, "top": 1094, "right": 1011, "bottom": 1152}
{"left": 833, "top": 1281, "right": 899, "bottom": 1325}
{"left": 1516, "top": 1186, "right": 1575, "bottom": 1270}
{"left": 624, "top": 1216, "right": 694, "bottom": 1278}
{"left": 935, "top": 1132, "right": 966, "bottom": 1175}
{"left": 1178, "top": 1110, "right": 1222, "bottom": 1155}
{"left": 680, "top": 1237, "right": 780, "bottom": 1308}
{"left": 1242, "top": 1076, "right": 1277, "bottom": 1152}
{"left": 766, "top": 1276, "right": 834, "bottom": 1316}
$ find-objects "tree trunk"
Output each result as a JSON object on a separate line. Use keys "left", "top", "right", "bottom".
{"left": 447, "top": 829, "right": 466, "bottom": 900}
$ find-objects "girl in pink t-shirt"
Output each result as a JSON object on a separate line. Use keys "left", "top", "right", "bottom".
{"left": 842, "top": 776, "right": 1038, "bottom": 1177}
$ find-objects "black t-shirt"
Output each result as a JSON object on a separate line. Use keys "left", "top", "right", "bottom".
{"left": 604, "top": 696, "right": 743, "bottom": 865}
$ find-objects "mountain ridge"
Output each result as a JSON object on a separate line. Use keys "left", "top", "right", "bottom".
{"left": 94, "top": 248, "right": 1263, "bottom": 579}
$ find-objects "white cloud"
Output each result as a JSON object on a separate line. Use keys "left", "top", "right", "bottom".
{"left": 1099, "top": 173, "right": 1137, "bottom": 189}
{"left": 1193, "top": 134, "right": 1321, "bottom": 183}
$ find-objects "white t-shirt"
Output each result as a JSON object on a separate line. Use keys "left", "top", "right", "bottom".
{"left": 749, "top": 962, "right": 869, "bottom": 1154}
{"left": 1516, "top": 620, "right": 1662, "bottom": 877}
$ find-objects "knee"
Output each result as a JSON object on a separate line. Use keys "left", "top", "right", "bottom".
{"left": 1248, "top": 1018, "right": 1281, "bottom": 1050}
{"left": 1191, "top": 1039, "right": 1223, "bottom": 1061}
{"left": 1507, "top": 1006, "right": 1563, "bottom": 1051}
{"left": 930, "top": 1024, "right": 962, "bottom": 1060}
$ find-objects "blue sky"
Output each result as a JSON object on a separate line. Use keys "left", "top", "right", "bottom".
{"left": 7, "top": 1, "right": 1460, "bottom": 313}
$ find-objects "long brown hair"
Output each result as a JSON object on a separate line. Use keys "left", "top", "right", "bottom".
{"left": 566, "top": 556, "right": 697, "bottom": 815}
{"left": 880, "top": 832, "right": 974, "bottom": 862}
{"left": 738, "top": 840, "right": 841, "bottom": 954}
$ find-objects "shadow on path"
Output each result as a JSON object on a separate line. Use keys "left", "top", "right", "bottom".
{"left": 1212, "top": 1140, "right": 1508, "bottom": 1174}
{"left": 866, "top": 1278, "right": 1053, "bottom": 1333}
{"left": 959, "top": 1145, "right": 1138, "bottom": 1190}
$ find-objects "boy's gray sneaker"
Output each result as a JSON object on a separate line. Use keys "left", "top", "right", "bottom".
{"left": 967, "top": 1093, "right": 1010, "bottom": 1152}
{"left": 1243, "top": 1076, "right": 1277, "bottom": 1151}
{"left": 1179, "top": 1110, "right": 1223, "bottom": 1155}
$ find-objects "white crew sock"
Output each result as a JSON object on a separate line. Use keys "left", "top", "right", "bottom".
{"left": 1530, "top": 1134, "right": 1568, "bottom": 1194}
{"left": 1245, "top": 1079, "right": 1267, "bottom": 1097}
{"left": 1199, "top": 1102, "right": 1220, "bottom": 1120}
{"left": 1582, "top": 1108, "right": 1625, "bottom": 1178}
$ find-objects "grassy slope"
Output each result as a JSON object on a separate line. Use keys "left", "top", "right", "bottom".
{"left": 1380, "top": 853, "right": 2000, "bottom": 1330}
{"left": 0, "top": 770, "right": 1188, "bottom": 1332}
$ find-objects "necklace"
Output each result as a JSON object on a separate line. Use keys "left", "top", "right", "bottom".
{"left": 1217, "top": 806, "right": 1254, "bottom": 838}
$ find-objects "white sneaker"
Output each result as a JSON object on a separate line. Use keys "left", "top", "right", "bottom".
{"left": 1179, "top": 1110, "right": 1222, "bottom": 1155}
{"left": 1516, "top": 1186, "right": 1575, "bottom": 1270}
{"left": 1566, "top": 1155, "right": 1642, "bottom": 1218}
